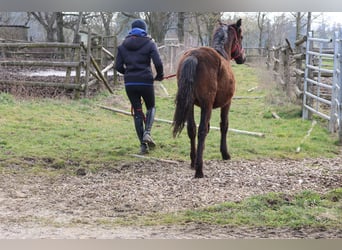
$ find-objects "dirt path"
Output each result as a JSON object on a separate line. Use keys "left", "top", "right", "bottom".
{"left": 0, "top": 157, "right": 341, "bottom": 239}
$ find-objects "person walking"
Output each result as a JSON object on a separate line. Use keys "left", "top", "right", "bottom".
{"left": 115, "top": 19, "right": 164, "bottom": 154}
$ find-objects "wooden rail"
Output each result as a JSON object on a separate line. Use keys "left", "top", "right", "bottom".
{"left": 267, "top": 36, "right": 308, "bottom": 100}
{"left": 0, "top": 34, "right": 116, "bottom": 98}
{"left": 267, "top": 35, "right": 336, "bottom": 101}
{"left": 0, "top": 41, "right": 83, "bottom": 97}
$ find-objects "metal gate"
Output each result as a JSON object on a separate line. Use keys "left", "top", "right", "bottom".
{"left": 302, "top": 31, "right": 342, "bottom": 143}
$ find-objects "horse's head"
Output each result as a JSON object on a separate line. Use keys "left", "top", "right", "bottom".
{"left": 213, "top": 19, "right": 246, "bottom": 64}
{"left": 229, "top": 19, "right": 246, "bottom": 64}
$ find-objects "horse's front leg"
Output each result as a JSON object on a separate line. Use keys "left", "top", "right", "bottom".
{"left": 195, "top": 107, "right": 211, "bottom": 178}
{"left": 220, "top": 104, "right": 231, "bottom": 160}
{"left": 187, "top": 106, "right": 196, "bottom": 169}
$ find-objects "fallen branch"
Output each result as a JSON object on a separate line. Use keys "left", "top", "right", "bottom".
{"left": 272, "top": 112, "right": 280, "bottom": 119}
{"left": 296, "top": 120, "right": 317, "bottom": 153}
{"left": 130, "top": 154, "right": 179, "bottom": 164}
{"left": 234, "top": 96, "right": 264, "bottom": 99}
{"left": 102, "top": 47, "right": 115, "bottom": 60}
{"left": 81, "top": 43, "right": 113, "bottom": 94}
{"left": 247, "top": 86, "right": 258, "bottom": 92}
{"left": 98, "top": 105, "right": 265, "bottom": 137}
{"left": 156, "top": 81, "right": 170, "bottom": 97}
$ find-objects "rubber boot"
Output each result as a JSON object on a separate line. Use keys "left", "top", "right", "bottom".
{"left": 140, "top": 143, "right": 148, "bottom": 155}
{"left": 134, "top": 113, "right": 148, "bottom": 155}
{"left": 143, "top": 107, "right": 156, "bottom": 148}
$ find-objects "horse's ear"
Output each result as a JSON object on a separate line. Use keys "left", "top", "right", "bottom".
{"left": 236, "top": 19, "right": 242, "bottom": 28}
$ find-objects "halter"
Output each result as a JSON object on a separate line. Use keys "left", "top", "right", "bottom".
{"left": 213, "top": 22, "right": 244, "bottom": 61}
{"left": 229, "top": 25, "right": 244, "bottom": 60}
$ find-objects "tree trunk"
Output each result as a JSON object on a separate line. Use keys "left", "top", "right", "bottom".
{"left": 296, "top": 12, "right": 301, "bottom": 40}
{"left": 56, "top": 12, "right": 65, "bottom": 43}
{"left": 257, "top": 12, "right": 266, "bottom": 55}
{"left": 145, "top": 12, "right": 171, "bottom": 45}
{"left": 195, "top": 13, "right": 204, "bottom": 46}
{"left": 177, "top": 12, "right": 185, "bottom": 44}
{"left": 30, "top": 12, "right": 57, "bottom": 42}
{"left": 72, "top": 12, "right": 83, "bottom": 44}
{"left": 307, "top": 12, "right": 312, "bottom": 35}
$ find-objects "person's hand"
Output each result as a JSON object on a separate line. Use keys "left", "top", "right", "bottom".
{"left": 154, "top": 74, "right": 164, "bottom": 81}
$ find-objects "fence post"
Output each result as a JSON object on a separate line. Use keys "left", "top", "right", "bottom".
{"left": 73, "top": 44, "right": 81, "bottom": 99}
{"left": 335, "top": 30, "right": 342, "bottom": 144}
{"left": 282, "top": 47, "right": 290, "bottom": 95}
{"left": 84, "top": 28, "right": 92, "bottom": 97}
{"left": 294, "top": 36, "right": 306, "bottom": 97}
{"left": 266, "top": 48, "right": 271, "bottom": 70}
{"left": 273, "top": 47, "right": 280, "bottom": 81}
{"left": 331, "top": 31, "right": 339, "bottom": 133}
{"left": 303, "top": 32, "right": 314, "bottom": 120}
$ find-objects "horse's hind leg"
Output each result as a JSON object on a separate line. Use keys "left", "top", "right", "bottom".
{"left": 220, "top": 104, "right": 231, "bottom": 160}
{"left": 187, "top": 106, "right": 196, "bottom": 170}
{"left": 195, "top": 107, "right": 211, "bottom": 178}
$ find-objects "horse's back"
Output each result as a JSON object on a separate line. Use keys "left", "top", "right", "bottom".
{"left": 178, "top": 47, "right": 236, "bottom": 108}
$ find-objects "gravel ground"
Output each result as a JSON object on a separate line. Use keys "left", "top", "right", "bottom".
{"left": 0, "top": 157, "right": 341, "bottom": 239}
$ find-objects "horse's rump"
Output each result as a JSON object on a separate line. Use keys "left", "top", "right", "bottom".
{"left": 179, "top": 47, "right": 235, "bottom": 108}
{"left": 173, "top": 47, "right": 233, "bottom": 137}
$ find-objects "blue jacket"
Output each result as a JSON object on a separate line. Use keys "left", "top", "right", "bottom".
{"left": 115, "top": 28, "right": 164, "bottom": 85}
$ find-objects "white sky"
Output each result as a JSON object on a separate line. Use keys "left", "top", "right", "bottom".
{"left": 323, "top": 12, "right": 342, "bottom": 25}
{"left": 225, "top": 12, "right": 342, "bottom": 27}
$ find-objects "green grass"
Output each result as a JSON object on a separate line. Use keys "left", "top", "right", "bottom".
{"left": 175, "top": 188, "right": 342, "bottom": 228}
{"left": 0, "top": 64, "right": 341, "bottom": 229}
{"left": 0, "top": 64, "right": 339, "bottom": 168}
{"left": 95, "top": 188, "right": 342, "bottom": 229}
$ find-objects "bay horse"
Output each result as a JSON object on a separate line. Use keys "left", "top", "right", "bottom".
{"left": 172, "top": 19, "right": 246, "bottom": 178}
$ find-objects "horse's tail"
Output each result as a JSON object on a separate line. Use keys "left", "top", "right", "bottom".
{"left": 172, "top": 55, "right": 198, "bottom": 137}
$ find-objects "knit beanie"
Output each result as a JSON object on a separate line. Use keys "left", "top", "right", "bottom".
{"left": 131, "top": 19, "right": 147, "bottom": 31}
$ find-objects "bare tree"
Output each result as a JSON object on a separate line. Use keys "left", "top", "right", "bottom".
{"left": 270, "top": 13, "right": 291, "bottom": 46}
{"left": 56, "top": 12, "right": 65, "bottom": 43}
{"left": 291, "top": 12, "right": 307, "bottom": 40}
{"left": 144, "top": 12, "right": 172, "bottom": 44}
{"left": 194, "top": 13, "right": 205, "bottom": 46}
{"left": 72, "top": 12, "right": 83, "bottom": 44}
{"left": 291, "top": 12, "right": 321, "bottom": 39}
{"left": 30, "top": 12, "right": 58, "bottom": 42}
{"left": 257, "top": 12, "right": 267, "bottom": 55}
{"left": 307, "top": 12, "right": 312, "bottom": 35}
{"left": 193, "top": 12, "right": 222, "bottom": 46}
{"left": 100, "top": 12, "right": 114, "bottom": 37}
{"left": 177, "top": 12, "right": 185, "bottom": 44}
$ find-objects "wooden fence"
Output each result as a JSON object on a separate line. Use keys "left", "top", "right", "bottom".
{"left": 244, "top": 47, "right": 267, "bottom": 61}
{"left": 0, "top": 42, "right": 82, "bottom": 92}
{"left": 0, "top": 32, "right": 114, "bottom": 98}
{"left": 266, "top": 35, "right": 336, "bottom": 99}
{"left": 267, "top": 32, "right": 342, "bottom": 143}
{"left": 267, "top": 37, "right": 307, "bottom": 100}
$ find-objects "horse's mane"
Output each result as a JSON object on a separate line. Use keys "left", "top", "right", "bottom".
{"left": 212, "top": 23, "right": 229, "bottom": 59}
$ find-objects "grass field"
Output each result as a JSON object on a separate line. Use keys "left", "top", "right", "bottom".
{"left": 0, "top": 63, "right": 341, "bottom": 230}
{"left": 0, "top": 63, "right": 340, "bottom": 167}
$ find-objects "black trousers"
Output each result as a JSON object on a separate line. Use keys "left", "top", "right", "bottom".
{"left": 125, "top": 84, "right": 155, "bottom": 114}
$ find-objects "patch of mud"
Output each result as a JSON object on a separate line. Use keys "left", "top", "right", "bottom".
{"left": 0, "top": 157, "right": 341, "bottom": 239}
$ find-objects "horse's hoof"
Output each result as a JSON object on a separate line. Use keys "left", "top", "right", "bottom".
{"left": 194, "top": 172, "right": 204, "bottom": 178}
{"left": 222, "top": 154, "right": 231, "bottom": 160}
